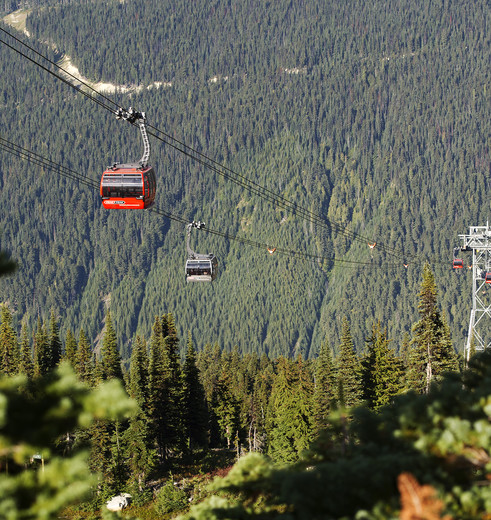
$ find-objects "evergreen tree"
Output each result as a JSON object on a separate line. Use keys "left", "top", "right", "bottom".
{"left": 0, "top": 362, "right": 136, "bottom": 519}
{"left": 436, "top": 313, "right": 459, "bottom": 376}
{"left": 182, "top": 333, "right": 208, "bottom": 451}
{"left": 127, "top": 335, "right": 149, "bottom": 406}
{"left": 147, "top": 315, "right": 172, "bottom": 461}
{"left": 407, "top": 263, "right": 458, "bottom": 393}
{"left": 88, "top": 315, "right": 124, "bottom": 497}
{"left": 100, "top": 310, "right": 123, "bottom": 381}
{"left": 336, "top": 317, "right": 362, "bottom": 408}
{"left": 87, "top": 418, "right": 116, "bottom": 497}
{"left": 210, "top": 369, "right": 241, "bottom": 449}
{"left": 34, "top": 318, "right": 50, "bottom": 376}
{"left": 161, "top": 313, "right": 185, "bottom": 454}
{"left": 64, "top": 328, "right": 77, "bottom": 367}
{"left": 122, "top": 411, "right": 156, "bottom": 496}
{"left": 361, "top": 321, "right": 404, "bottom": 410}
{"left": 124, "top": 334, "right": 155, "bottom": 494}
{"left": 267, "top": 356, "right": 314, "bottom": 463}
{"left": 227, "top": 346, "right": 253, "bottom": 448}
{"left": 76, "top": 329, "right": 93, "bottom": 384}
{"left": 107, "top": 420, "right": 128, "bottom": 495}
{"left": 250, "top": 355, "right": 274, "bottom": 452}
{"left": 48, "top": 309, "right": 62, "bottom": 370}
{"left": 0, "top": 304, "right": 19, "bottom": 376}
{"left": 19, "top": 322, "right": 34, "bottom": 379}
{"left": 92, "top": 355, "right": 105, "bottom": 386}
{"left": 313, "top": 340, "right": 336, "bottom": 432}
{"left": 196, "top": 342, "right": 222, "bottom": 402}
{"left": 399, "top": 333, "right": 411, "bottom": 375}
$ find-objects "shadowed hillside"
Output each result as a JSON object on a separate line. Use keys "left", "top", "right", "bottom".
{"left": 0, "top": 0, "right": 488, "bottom": 357}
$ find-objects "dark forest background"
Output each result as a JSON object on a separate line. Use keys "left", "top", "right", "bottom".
{"left": 0, "top": 0, "right": 489, "bottom": 360}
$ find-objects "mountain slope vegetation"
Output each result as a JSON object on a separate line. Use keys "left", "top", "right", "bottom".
{"left": 0, "top": 0, "right": 489, "bottom": 357}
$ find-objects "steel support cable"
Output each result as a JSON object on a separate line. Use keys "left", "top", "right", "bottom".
{"left": 0, "top": 136, "right": 402, "bottom": 268}
{"left": 0, "top": 26, "right": 421, "bottom": 263}
{"left": 144, "top": 127, "right": 436, "bottom": 265}
{"left": 0, "top": 26, "right": 119, "bottom": 113}
{"left": 198, "top": 225, "right": 405, "bottom": 268}
{"left": 146, "top": 122, "right": 387, "bottom": 246}
{"left": 0, "top": 27, "right": 412, "bottom": 260}
{"left": 0, "top": 138, "right": 98, "bottom": 190}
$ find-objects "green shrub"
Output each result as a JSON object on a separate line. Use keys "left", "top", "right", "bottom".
{"left": 154, "top": 481, "right": 188, "bottom": 516}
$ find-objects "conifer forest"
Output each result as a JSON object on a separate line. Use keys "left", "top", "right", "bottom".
{"left": 0, "top": 0, "right": 490, "bottom": 518}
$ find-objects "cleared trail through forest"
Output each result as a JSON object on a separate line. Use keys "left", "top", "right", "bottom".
{"left": 2, "top": 8, "right": 168, "bottom": 95}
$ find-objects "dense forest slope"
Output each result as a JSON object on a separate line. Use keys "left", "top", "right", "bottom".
{"left": 0, "top": 0, "right": 489, "bottom": 358}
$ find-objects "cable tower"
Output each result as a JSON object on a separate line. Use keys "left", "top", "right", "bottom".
{"left": 457, "top": 223, "right": 491, "bottom": 360}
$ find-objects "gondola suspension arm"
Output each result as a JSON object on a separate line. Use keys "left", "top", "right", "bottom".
{"left": 186, "top": 221, "right": 208, "bottom": 259}
{"left": 115, "top": 107, "right": 150, "bottom": 167}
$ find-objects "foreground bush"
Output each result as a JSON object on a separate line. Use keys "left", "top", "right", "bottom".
{"left": 155, "top": 480, "right": 188, "bottom": 516}
{"left": 182, "top": 351, "right": 491, "bottom": 519}
{"left": 0, "top": 362, "right": 136, "bottom": 519}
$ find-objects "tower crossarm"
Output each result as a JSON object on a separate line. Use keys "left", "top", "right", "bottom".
{"left": 459, "top": 223, "right": 491, "bottom": 250}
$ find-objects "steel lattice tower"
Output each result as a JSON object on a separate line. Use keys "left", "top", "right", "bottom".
{"left": 457, "top": 223, "right": 491, "bottom": 360}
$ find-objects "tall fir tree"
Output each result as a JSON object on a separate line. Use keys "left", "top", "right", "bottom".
{"left": 100, "top": 310, "right": 123, "bottom": 381}
{"left": 87, "top": 417, "right": 115, "bottom": 497}
{"left": 147, "top": 315, "right": 173, "bottom": 461}
{"left": 336, "top": 317, "right": 362, "bottom": 408}
{"left": 122, "top": 410, "right": 156, "bottom": 495}
{"left": 125, "top": 334, "right": 155, "bottom": 492}
{"left": 436, "top": 313, "right": 459, "bottom": 376}
{"left": 48, "top": 309, "right": 62, "bottom": 370}
{"left": 267, "top": 356, "right": 314, "bottom": 464}
{"left": 34, "top": 318, "right": 50, "bottom": 376}
{"left": 313, "top": 340, "right": 336, "bottom": 433}
{"left": 76, "top": 329, "right": 93, "bottom": 384}
{"left": 210, "top": 369, "right": 241, "bottom": 449}
{"left": 196, "top": 342, "right": 222, "bottom": 402}
{"left": 64, "top": 328, "right": 78, "bottom": 368}
{"left": 127, "top": 335, "right": 149, "bottom": 406}
{"left": 407, "top": 263, "right": 459, "bottom": 393}
{"left": 19, "top": 322, "right": 34, "bottom": 379}
{"left": 250, "top": 355, "right": 274, "bottom": 452}
{"left": 89, "top": 317, "right": 125, "bottom": 499}
{"left": 182, "top": 332, "right": 208, "bottom": 451}
{"left": 161, "top": 313, "right": 186, "bottom": 455}
{"left": 361, "top": 321, "right": 404, "bottom": 410}
{"left": 227, "top": 345, "right": 253, "bottom": 447}
{"left": 0, "top": 304, "right": 19, "bottom": 376}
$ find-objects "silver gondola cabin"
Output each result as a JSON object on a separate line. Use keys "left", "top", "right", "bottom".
{"left": 185, "top": 221, "right": 218, "bottom": 282}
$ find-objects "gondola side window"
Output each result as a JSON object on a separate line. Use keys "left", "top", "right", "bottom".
{"left": 149, "top": 170, "right": 156, "bottom": 198}
{"left": 144, "top": 176, "right": 150, "bottom": 199}
{"left": 102, "top": 173, "right": 142, "bottom": 198}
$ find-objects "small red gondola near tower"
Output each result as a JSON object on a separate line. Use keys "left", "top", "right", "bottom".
{"left": 453, "top": 258, "right": 464, "bottom": 269}
{"left": 100, "top": 107, "right": 156, "bottom": 209}
{"left": 452, "top": 247, "right": 464, "bottom": 269}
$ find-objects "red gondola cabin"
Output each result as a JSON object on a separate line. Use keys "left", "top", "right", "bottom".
{"left": 100, "top": 164, "right": 156, "bottom": 209}
{"left": 452, "top": 258, "right": 464, "bottom": 269}
{"left": 485, "top": 272, "right": 491, "bottom": 284}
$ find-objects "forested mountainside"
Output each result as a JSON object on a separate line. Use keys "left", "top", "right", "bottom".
{"left": 0, "top": 0, "right": 489, "bottom": 359}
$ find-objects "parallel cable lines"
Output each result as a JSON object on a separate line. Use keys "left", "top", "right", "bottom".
{"left": 0, "top": 25, "right": 424, "bottom": 265}
{"left": 0, "top": 136, "right": 397, "bottom": 268}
